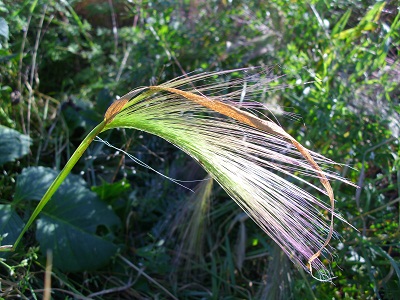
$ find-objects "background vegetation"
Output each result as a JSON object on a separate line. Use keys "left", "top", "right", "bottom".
{"left": 0, "top": 0, "right": 399, "bottom": 299}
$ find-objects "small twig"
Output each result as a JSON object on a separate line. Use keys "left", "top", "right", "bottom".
{"left": 18, "top": 14, "right": 31, "bottom": 94}
{"left": 178, "top": 283, "right": 212, "bottom": 295}
{"left": 309, "top": 4, "right": 330, "bottom": 40}
{"left": 350, "top": 197, "right": 400, "bottom": 222}
{"left": 87, "top": 277, "right": 134, "bottom": 298}
{"left": 18, "top": 12, "right": 32, "bottom": 135}
{"left": 43, "top": 250, "right": 53, "bottom": 300}
{"left": 27, "top": 4, "right": 47, "bottom": 137}
{"left": 355, "top": 137, "right": 396, "bottom": 236}
{"left": 378, "top": 265, "right": 394, "bottom": 288}
{"left": 25, "top": 81, "right": 44, "bottom": 130}
{"left": 34, "top": 90, "right": 60, "bottom": 105}
{"left": 108, "top": 0, "right": 118, "bottom": 55}
{"left": 356, "top": 137, "right": 396, "bottom": 206}
{"left": 111, "top": 133, "right": 132, "bottom": 182}
{"left": 33, "top": 288, "right": 92, "bottom": 300}
{"left": 116, "top": 44, "right": 132, "bottom": 82}
{"left": 147, "top": 24, "right": 190, "bottom": 81}
{"left": 118, "top": 254, "right": 178, "bottom": 300}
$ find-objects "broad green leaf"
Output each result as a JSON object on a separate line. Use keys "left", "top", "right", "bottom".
{"left": 0, "top": 204, "right": 24, "bottom": 257}
{"left": 15, "top": 167, "right": 121, "bottom": 271}
{"left": 0, "top": 125, "right": 31, "bottom": 166}
{"left": 0, "top": 17, "right": 8, "bottom": 40}
{"left": 91, "top": 179, "right": 131, "bottom": 202}
{"left": 14, "top": 166, "right": 86, "bottom": 203}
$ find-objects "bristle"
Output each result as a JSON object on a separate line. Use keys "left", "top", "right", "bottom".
{"left": 103, "top": 68, "right": 352, "bottom": 281}
{"left": 169, "top": 176, "right": 213, "bottom": 275}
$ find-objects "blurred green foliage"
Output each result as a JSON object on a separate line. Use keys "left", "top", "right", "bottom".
{"left": 0, "top": 0, "right": 398, "bottom": 299}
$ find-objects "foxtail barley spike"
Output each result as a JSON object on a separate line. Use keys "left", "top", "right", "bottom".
{"left": 148, "top": 85, "right": 335, "bottom": 272}
{"left": 102, "top": 68, "right": 353, "bottom": 280}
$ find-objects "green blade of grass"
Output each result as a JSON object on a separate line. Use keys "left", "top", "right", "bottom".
{"left": 0, "top": 120, "right": 106, "bottom": 252}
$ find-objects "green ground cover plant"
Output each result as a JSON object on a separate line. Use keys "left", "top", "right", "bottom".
{"left": 0, "top": 0, "right": 399, "bottom": 299}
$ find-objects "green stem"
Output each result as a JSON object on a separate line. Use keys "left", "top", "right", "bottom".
{"left": 6, "top": 120, "right": 107, "bottom": 251}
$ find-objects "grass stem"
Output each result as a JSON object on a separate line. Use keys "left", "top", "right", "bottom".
{"left": 8, "top": 120, "right": 107, "bottom": 251}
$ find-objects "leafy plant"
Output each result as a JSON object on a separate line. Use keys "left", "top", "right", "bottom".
{"left": 0, "top": 125, "right": 31, "bottom": 166}
{"left": 14, "top": 166, "right": 121, "bottom": 271}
